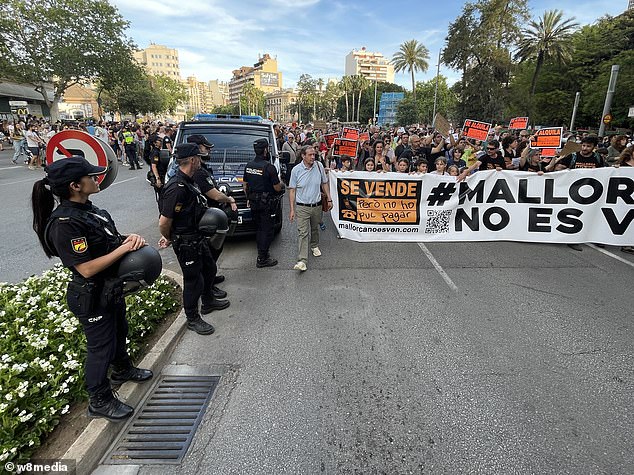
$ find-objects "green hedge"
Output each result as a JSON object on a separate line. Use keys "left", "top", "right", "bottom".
{"left": 0, "top": 264, "right": 179, "bottom": 463}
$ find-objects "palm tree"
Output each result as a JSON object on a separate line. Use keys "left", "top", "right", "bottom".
{"left": 355, "top": 75, "right": 369, "bottom": 123}
{"left": 516, "top": 10, "right": 578, "bottom": 99}
{"left": 339, "top": 76, "right": 352, "bottom": 122}
{"left": 391, "top": 39, "right": 430, "bottom": 101}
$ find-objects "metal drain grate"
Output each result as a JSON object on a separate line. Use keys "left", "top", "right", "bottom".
{"left": 104, "top": 375, "right": 219, "bottom": 464}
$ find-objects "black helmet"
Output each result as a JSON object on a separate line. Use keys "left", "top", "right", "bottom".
{"left": 117, "top": 246, "right": 163, "bottom": 294}
{"left": 253, "top": 138, "right": 269, "bottom": 154}
{"left": 198, "top": 207, "right": 229, "bottom": 249}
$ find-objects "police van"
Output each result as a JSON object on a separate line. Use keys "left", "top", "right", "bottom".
{"left": 165, "top": 114, "right": 290, "bottom": 236}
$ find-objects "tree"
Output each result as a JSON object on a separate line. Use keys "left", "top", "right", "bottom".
{"left": 101, "top": 73, "right": 163, "bottom": 116}
{"left": 153, "top": 75, "right": 187, "bottom": 114}
{"left": 515, "top": 10, "right": 578, "bottom": 105}
{"left": 0, "top": 0, "right": 136, "bottom": 121}
{"left": 339, "top": 76, "right": 353, "bottom": 122}
{"left": 336, "top": 82, "right": 405, "bottom": 124}
{"left": 391, "top": 39, "right": 430, "bottom": 100}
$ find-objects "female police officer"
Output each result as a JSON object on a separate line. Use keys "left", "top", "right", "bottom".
{"left": 31, "top": 156, "right": 152, "bottom": 422}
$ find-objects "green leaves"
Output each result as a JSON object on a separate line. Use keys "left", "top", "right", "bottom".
{"left": 0, "top": 266, "right": 178, "bottom": 464}
{"left": 391, "top": 39, "right": 430, "bottom": 99}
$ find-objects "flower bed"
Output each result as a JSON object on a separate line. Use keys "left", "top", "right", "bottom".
{"left": 0, "top": 264, "right": 179, "bottom": 463}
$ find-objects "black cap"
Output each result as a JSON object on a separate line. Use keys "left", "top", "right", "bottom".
{"left": 174, "top": 143, "right": 202, "bottom": 160}
{"left": 45, "top": 156, "right": 107, "bottom": 188}
{"left": 253, "top": 138, "right": 269, "bottom": 153}
{"left": 151, "top": 134, "right": 162, "bottom": 142}
{"left": 187, "top": 134, "right": 214, "bottom": 148}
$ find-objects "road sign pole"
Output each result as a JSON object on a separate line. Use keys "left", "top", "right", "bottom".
{"left": 569, "top": 92, "right": 580, "bottom": 132}
{"left": 598, "top": 65, "right": 619, "bottom": 137}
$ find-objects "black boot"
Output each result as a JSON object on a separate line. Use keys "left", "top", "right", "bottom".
{"left": 256, "top": 256, "right": 278, "bottom": 268}
{"left": 88, "top": 389, "right": 134, "bottom": 422}
{"left": 111, "top": 366, "right": 153, "bottom": 386}
{"left": 187, "top": 315, "right": 215, "bottom": 335}
{"left": 212, "top": 286, "right": 227, "bottom": 299}
{"left": 213, "top": 275, "right": 225, "bottom": 284}
{"left": 201, "top": 299, "right": 230, "bottom": 314}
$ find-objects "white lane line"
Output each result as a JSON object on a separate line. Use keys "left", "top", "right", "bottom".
{"left": 0, "top": 177, "right": 42, "bottom": 187}
{"left": 586, "top": 244, "right": 634, "bottom": 269}
{"left": 108, "top": 177, "right": 137, "bottom": 187}
{"left": 418, "top": 243, "right": 459, "bottom": 292}
{"left": 0, "top": 166, "right": 23, "bottom": 171}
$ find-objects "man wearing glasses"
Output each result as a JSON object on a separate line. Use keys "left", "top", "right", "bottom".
{"left": 456, "top": 139, "right": 505, "bottom": 182}
{"left": 517, "top": 130, "right": 530, "bottom": 155}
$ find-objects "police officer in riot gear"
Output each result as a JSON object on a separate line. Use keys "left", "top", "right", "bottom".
{"left": 243, "top": 138, "right": 284, "bottom": 268}
{"left": 188, "top": 134, "right": 237, "bottom": 286}
{"left": 31, "top": 156, "right": 153, "bottom": 422}
{"left": 158, "top": 143, "right": 230, "bottom": 335}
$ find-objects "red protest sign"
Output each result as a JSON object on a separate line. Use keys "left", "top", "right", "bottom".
{"left": 324, "top": 133, "right": 339, "bottom": 148}
{"left": 332, "top": 138, "right": 357, "bottom": 157}
{"left": 530, "top": 127, "right": 563, "bottom": 149}
{"left": 509, "top": 117, "right": 529, "bottom": 130}
{"left": 462, "top": 119, "right": 492, "bottom": 141}
{"left": 359, "top": 132, "right": 370, "bottom": 143}
{"left": 539, "top": 148, "right": 557, "bottom": 158}
{"left": 342, "top": 127, "right": 360, "bottom": 141}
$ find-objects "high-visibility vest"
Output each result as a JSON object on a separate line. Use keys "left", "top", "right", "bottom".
{"left": 123, "top": 131, "right": 134, "bottom": 144}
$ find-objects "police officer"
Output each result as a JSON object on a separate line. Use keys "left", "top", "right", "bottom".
{"left": 243, "top": 138, "right": 284, "bottom": 268}
{"left": 188, "top": 134, "right": 237, "bottom": 286}
{"left": 31, "top": 156, "right": 152, "bottom": 422}
{"left": 149, "top": 134, "right": 168, "bottom": 205}
{"left": 122, "top": 126, "right": 141, "bottom": 170}
{"left": 158, "top": 143, "right": 230, "bottom": 335}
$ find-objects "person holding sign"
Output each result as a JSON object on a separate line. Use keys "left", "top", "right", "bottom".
{"left": 546, "top": 135, "right": 604, "bottom": 171}
{"left": 288, "top": 145, "right": 332, "bottom": 272}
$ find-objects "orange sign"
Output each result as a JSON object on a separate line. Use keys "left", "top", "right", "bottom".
{"left": 509, "top": 117, "right": 529, "bottom": 130}
{"left": 462, "top": 119, "right": 492, "bottom": 141}
{"left": 332, "top": 138, "right": 358, "bottom": 157}
{"left": 359, "top": 132, "right": 370, "bottom": 143}
{"left": 324, "top": 133, "right": 339, "bottom": 148}
{"left": 603, "top": 113, "right": 612, "bottom": 124}
{"left": 539, "top": 148, "right": 557, "bottom": 158}
{"left": 342, "top": 127, "right": 360, "bottom": 141}
{"left": 530, "top": 127, "right": 563, "bottom": 149}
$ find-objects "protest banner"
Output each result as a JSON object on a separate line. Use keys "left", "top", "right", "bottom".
{"left": 530, "top": 127, "right": 563, "bottom": 149}
{"left": 324, "top": 133, "right": 339, "bottom": 149}
{"left": 433, "top": 113, "right": 451, "bottom": 138}
{"left": 359, "top": 132, "right": 370, "bottom": 142}
{"left": 509, "top": 117, "right": 529, "bottom": 130}
{"left": 342, "top": 127, "right": 360, "bottom": 141}
{"left": 462, "top": 119, "right": 492, "bottom": 141}
{"left": 332, "top": 138, "right": 358, "bottom": 157}
{"left": 328, "top": 169, "right": 634, "bottom": 245}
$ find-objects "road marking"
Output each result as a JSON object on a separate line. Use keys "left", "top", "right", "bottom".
{"left": 107, "top": 177, "right": 137, "bottom": 187}
{"left": 418, "top": 243, "right": 459, "bottom": 292}
{"left": 586, "top": 244, "right": 634, "bottom": 269}
{"left": 0, "top": 166, "right": 23, "bottom": 171}
{"left": 0, "top": 177, "right": 42, "bottom": 187}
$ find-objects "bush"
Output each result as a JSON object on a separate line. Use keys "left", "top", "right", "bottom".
{"left": 0, "top": 264, "right": 179, "bottom": 463}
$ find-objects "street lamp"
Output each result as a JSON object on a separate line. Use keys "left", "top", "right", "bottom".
{"left": 432, "top": 48, "right": 442, "bottom": 126}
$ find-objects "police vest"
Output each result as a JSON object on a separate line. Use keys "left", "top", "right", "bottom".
{"left": 123, "top": 131, "right": 134, "bottom": 144}
{"left": 162, "top": 174, "right": 208, "bottom": 235}
{"left": 244, "top": 157, "right": 275, "bottom": 196}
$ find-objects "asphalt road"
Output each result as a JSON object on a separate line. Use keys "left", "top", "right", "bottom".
{"left": 1, "top": 147, "right": 633, "bottom": 473}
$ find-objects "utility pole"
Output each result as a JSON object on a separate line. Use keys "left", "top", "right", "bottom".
{"left": 569, "top": 92, "right": 580, "bottom": 131}
{"left": 432, "top": 48, "right": 442, "bottom": 126}
{"left": 373, "top": 78, "right": 378, "bottom": 125}
{"left": 598, "top": 65, "right": 619, "bottom": 137}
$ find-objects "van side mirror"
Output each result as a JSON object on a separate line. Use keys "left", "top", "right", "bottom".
{"left": 280, "top": 151, "right": 291, "bottom": 164}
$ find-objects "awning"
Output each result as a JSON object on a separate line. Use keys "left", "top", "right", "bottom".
{"left": 0, "top": 81, "right": 54, "bottom": 102}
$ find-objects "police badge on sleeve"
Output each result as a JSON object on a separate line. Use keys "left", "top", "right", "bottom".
{"left": 71, "top": 237, "right": 88, "bottom": 253}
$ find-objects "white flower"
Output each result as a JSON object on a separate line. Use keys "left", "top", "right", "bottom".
{"left": 5, "top": 393, "right": 13, "bottom": 401}
{"left": 1, "top": 354, "right": 11, "bottom": 362}
{"left": 0, "top": 403, "right": 8, "bottom": 413}
{"left": 61, "top": 405, "right": 69, "bottom": 414}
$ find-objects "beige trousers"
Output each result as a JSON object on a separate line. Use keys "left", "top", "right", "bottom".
{"left": 296, "top": 204, "right": 321, "bottom": 263}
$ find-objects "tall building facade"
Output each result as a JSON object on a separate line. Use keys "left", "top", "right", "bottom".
{"left": 208, "top": 80, "right": 229, "bottom": 107}
{"left": 345, "top": 47, "right": 395, "bottom": 83}
{"left": 629, "top": 0, "right": 634, "bottom": 10}
{"left": 133, "top": 43, "right": 181, "bottom": 78}
{"left": 265, "top": 89, "right": 298, "bottom": 123}
{"left": 228, "top": 54, "right": 283, "bottom": 104}
{"left": 377, "top": 92, "right": 404, "bottom": 126}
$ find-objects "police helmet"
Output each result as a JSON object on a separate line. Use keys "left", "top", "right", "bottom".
{"left": 253, "top": 138, "right": 269, "bottom": 154}
{"left": 117, "top": 246, "right": 163, "bottom": 294}
{"left": 198, "top": 207, "right": 229, "bottom": 249}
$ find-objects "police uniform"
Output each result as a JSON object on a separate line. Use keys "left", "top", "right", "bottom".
{"left": 161, "top": 157, "right": 229, "bottom": 331}
{"left": 122, "top": 129, "right": 140, "bottom": 170}
{"left": 243, "top": 138, "right": 281, "bottom": 267}
{"left": 42, "top": 157, "right": 152, "bottom": 421}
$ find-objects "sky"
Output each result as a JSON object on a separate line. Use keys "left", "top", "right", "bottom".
{"left": 110, "top": 0, "right": 627, "bottom": 89}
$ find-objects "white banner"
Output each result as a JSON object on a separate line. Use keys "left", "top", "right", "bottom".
{"left": 328, "top": 169, "right": 634, "bottom": 245}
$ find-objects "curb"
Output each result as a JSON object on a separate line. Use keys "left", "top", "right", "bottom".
{"left": 62, "top": 269, "right": 185, "bottom": 475}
